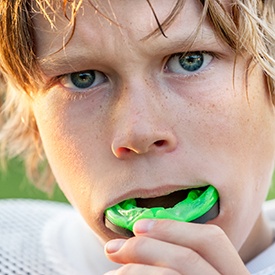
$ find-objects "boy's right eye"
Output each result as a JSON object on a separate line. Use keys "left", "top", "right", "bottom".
{"left": 60, "top": 70, "right": 107, "bottom": 91}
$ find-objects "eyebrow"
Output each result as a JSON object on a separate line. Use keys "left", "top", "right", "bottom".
{"left": 39, "top": 52, "right": 86, "bottom": 76}
{"left": 155, "top": 30, "right": 219, "bottom": 53}
{"left": 153, "top": 25, "right": 222, "bottom": 52}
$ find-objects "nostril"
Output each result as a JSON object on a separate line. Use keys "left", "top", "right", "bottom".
{"left": 116, "top": 147, "right": 131, "bottom": 154}
{"left": 112, "top": 132, "right": 177, "bottom": 158}
{"left": 154, "top": 140, "right": 166, "bottom": 147}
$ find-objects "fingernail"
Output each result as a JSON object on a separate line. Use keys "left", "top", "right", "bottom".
{"left": 105, "top": 239, "right": 126, "bottom": 254}
{"left": 133, "top": 219, "right": 155, "bottom": 234}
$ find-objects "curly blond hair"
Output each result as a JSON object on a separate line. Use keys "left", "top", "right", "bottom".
{"left": 0, "top": 0, "right": 274, "bottom": 192}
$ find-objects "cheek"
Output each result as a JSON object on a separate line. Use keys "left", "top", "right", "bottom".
{"left": 32, "top": 96, "right": 113, "bottom": 210}
{"left": 170, "top": 68, "right": 275, "bottom": 248}
{"left": 209, "top": 83, "right": 275, "bottom": 248}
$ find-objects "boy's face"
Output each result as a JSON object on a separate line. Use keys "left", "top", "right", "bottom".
{"left": 32, "top": 0, "right": 275, "bottom": 249}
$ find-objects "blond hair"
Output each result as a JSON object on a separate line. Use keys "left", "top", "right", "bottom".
{"left": 0, "top": 0, "right": 274, "bottom": 192}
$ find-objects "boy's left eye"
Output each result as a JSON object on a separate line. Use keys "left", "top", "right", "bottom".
{"left": 61, "top": 70, "right": 107, "bottom": 91}
{"left": 166, "top": 51, "right": 213, "bottom": 75}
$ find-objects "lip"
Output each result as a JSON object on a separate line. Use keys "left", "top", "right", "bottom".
{"left": 103, "top": 184, "right": 219, "bottom": 237}
{"left": 102, "top": 183, "right": 214, "bottom": 235}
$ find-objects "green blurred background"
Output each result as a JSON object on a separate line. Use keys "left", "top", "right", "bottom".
{"left": 0, "top": 158, "right": 68, "bottom": 202}
{"left": 1, "top": 158, "right": 275, "bottom": 202}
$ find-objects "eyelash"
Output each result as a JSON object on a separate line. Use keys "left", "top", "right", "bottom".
{"left": 52, "top": 50, "right": 218, "bottom": 99}
{"left": 164, "top": 51, "right": 218, "bottom": 77}
{"left": 48, "top": 72, "right": 107, "bottom": 101}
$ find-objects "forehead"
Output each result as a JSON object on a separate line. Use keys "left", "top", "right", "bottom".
{"left": 32, "top": 0, "right": 231, "bottom": 69}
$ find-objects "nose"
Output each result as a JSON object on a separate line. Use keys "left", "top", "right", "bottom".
{"left": 111, "top": 82, "right": 178, "bottom": 159}
{"left": 112, "top": 127, "right": 177, "bottom": 158}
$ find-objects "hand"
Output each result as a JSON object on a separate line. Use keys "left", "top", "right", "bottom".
{"left": 104, "top": 219, "right": 250, "bottom": 274}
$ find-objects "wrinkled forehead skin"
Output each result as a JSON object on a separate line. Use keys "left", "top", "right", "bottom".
{"left": 31, "top": 0, "right": 233, "bottom": 63}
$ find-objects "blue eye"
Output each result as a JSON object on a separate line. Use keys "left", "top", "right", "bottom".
{"left": 179, "top": 52, "right": 203, "bottom": 71}
{"left": 166, "top": 52, "right": 213, "bottom": 75}
{"left": 61, "top": 70, "right": 106, "bottom": 91}
{"left": 71, "top": 71, "right": 96, "bottom": 88}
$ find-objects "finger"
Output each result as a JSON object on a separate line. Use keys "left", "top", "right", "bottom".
{"left": 105, "top": 264, "right": 181, "bottom": 275}
{"left": 133, "top": 219, "right": 249, "bottom": 275}
{"left": 105, "top": 237, "right": 220, "bottom": 275}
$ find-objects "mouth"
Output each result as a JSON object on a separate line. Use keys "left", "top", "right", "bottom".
{"left": 104, "top": 185, "right": 219, "bottom": 237}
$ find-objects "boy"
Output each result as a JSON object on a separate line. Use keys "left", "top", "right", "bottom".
{"left": 0, "top": 0, "right": 275, "bottom": 274}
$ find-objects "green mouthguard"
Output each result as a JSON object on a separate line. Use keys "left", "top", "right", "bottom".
{"left": 105, "top": 185, "right": 219, "bottom": 234}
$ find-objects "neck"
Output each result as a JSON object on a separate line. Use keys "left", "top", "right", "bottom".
{"left": 239, "top": 211, "right": 274, "bottom": 263}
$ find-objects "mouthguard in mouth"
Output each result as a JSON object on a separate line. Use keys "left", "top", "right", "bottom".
{"left": 105, "top": 185, "right": 219, "bottom": 237}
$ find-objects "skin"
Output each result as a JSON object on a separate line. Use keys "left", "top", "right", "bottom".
{"left": 30, "top": 0, "right": 275, "bottom": 273}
